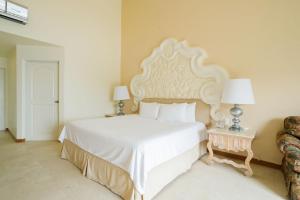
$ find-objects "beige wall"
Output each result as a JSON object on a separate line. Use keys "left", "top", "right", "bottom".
{"left": 0, "top": 0, "right": 121, "bottom": 128}
{"left": 122, "top": 0, "right": 300, "bottom": 164}
{"left": 7, "top": 50, "right": 17, "bottom": 136}
{"left": 0, "top": 57, "right": 8, "bottom": 131}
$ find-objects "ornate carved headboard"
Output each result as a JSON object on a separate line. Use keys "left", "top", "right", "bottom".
{"left": 130, "top": 38, "right": 229, "bottom": 122}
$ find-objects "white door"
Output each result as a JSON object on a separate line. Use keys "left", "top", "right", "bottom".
{"left": 0, "top": 68, "right": 5, "bottom": 131}
{"left": 25, "top": 61, "right": 59, "bottom": 140}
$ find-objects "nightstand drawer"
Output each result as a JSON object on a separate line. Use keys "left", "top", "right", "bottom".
{"left": 209, "top": 134, "right": 252, "bottom": 152}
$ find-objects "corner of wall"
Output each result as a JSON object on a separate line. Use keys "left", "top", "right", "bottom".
{"left": 7, "top": 48, "right": 17, "bottom": 137}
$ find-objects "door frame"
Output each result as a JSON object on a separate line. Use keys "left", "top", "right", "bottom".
{"left": 16, "top": 45, "right": 64, "bottom": 140}
{"left": 0, "top": 58, "right": 7, "bottom": 131}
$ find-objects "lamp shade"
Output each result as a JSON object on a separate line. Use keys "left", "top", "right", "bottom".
{"left": 221, "top": 79, "right": 255, "bottom": 104}
{"left": 113, "top": 86, "right": 130, "bottom": 101}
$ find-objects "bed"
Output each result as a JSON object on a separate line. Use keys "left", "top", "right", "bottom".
{"left": 59, "top": 38, "right": 229, "bottom": 200}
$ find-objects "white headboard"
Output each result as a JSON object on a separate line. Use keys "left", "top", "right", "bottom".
{"left": 130, "top": 38, "right": 229, "bottom": 122}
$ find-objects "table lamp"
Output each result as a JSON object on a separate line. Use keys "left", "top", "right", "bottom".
{"left": 221, "top": 79, "right": 255, "bottom": 132}
{"left": 113, "top": 86, "right": 130, "bottom": 115}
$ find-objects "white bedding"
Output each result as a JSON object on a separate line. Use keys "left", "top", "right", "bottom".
{"left": 58, "top": 115, "right": 207, "bottom": 194}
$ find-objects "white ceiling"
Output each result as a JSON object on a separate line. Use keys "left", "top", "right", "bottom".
{"left": 0, "top": 30, "right": 56, "bottom": 57}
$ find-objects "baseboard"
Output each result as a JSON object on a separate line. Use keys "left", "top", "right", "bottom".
{"left": 6, "top": 128, "right": 26, "bottom": 143}
{"left": 214, "top": 150, "right": 281, "bottom": 170}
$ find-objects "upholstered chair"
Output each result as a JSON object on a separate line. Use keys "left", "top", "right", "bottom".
{"left": 277, "top": 116, "right": 300, "bottom": 200}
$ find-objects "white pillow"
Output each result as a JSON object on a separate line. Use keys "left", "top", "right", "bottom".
{"left": 157, "top": 103, "right": 187, "bottom": 122}
{"left": 139, "top": 102, "right": 160, "bottom": 119}
{"left": 185, "top": 103, "right": 196, "bottom": 123}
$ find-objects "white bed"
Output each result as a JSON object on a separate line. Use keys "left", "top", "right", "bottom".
{"left": 59, "top": 114, "right": 207, "bottom": 195}
{"left": 59, "top": 38, "right": 229, "bottom": 200}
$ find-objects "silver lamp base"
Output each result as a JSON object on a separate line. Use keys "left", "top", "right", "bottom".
{"left": 229, "top": 104, "right": 244, "bottom": 132}
{"left": 117, "top": 100, "right": 125, "bottom": 116}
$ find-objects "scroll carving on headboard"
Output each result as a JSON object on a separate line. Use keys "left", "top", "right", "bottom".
{"left": 130, "top": 38, "right": 229, "bottom": 122}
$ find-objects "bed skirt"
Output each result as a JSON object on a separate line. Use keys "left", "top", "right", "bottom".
{"left": 61, "top": 139, "right": 208, "bottom": 200}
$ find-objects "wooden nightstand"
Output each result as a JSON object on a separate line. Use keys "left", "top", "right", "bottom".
{"left": 206, "top": 127, "right": 256, "bottom": 176}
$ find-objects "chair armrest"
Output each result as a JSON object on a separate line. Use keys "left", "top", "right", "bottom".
{"left": 277, "top": 131, "right": 300, "bottom": 153}
{"left": 285, "top": 116, "right": 300, "bottom": 131}
{"left": 284, "top": 129, "right": 300, "bottom": 138}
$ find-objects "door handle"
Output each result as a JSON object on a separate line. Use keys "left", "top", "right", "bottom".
{"left": 54, "top": 100, "right": 59, "bottom": 103}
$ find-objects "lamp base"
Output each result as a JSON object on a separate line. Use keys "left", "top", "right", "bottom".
{"left": 229, "top": 104, "right": 244, "bottom": 132}
{"left": 117, "top": 100, "right": 125, "bottom": 116}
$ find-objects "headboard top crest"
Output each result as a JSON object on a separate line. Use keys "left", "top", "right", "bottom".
{"left": 130, "top": 38, "right": 229, "bottom": 121}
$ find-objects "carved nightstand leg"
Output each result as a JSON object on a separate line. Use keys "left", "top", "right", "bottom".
{"left": 244, "top": 148, "right": 254, "bottom": 176}
{"left": 206, "top": 140, "right": 214, "bottom": 165}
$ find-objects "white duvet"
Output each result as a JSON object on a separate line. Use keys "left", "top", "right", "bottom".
{"left": 59, "top": 115, "right": 207, "bottom": 194}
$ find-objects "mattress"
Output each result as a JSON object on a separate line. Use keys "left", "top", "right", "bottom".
{"left": 58, "top": 115, "right": 207, "bottom": 194}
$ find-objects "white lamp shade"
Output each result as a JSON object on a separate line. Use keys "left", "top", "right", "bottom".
{"left": 221, "top": 79, "right": 255, "bottom": 104}
{"left": 113, "top": 86, "right": 130, "bottom": 101}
